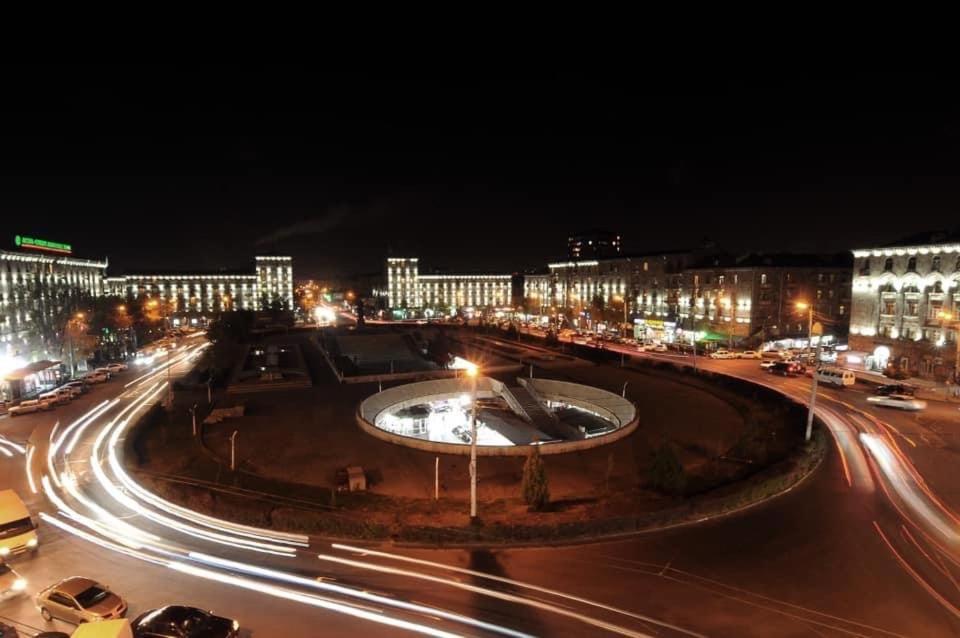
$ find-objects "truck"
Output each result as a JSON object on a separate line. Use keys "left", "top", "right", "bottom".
{"left": 0, "top": 490, "right": 38, "bottom": 557}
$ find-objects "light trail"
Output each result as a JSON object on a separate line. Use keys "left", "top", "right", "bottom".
{"left": 331, "top": 543, "right": 704, "bottom": 637}
{"left": 190, "top": 552, "right": 533, "bottom": 638}
{"left": 318, "top": 552, "right": 658, "bottom": 637}
{"left": 168, "top": 562, "right": 465, "bottom": 638}
{"left": 24, "top": 445, "right": 37, "bottom": 494}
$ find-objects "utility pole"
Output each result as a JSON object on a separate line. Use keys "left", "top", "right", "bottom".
{"left": 799, "top": 302, "right": 821, "bottom": 442}
{"left": 230, "top": 430, "right": 239, "bottom": 471}
{"left": 466, "top": 365, "right": 479, "bottom": 521}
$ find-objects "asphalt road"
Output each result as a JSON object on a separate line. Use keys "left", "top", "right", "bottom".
{"left": 1, "top": 329, "right": 960, "bottom": 636}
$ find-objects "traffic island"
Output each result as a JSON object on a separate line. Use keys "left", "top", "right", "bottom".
{"left": 125, "top": 343, "right": 829, "bottom": 547}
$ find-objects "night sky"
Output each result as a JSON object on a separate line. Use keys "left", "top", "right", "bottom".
{"left": 2, "top": 64, "right": 959, "bottom": 279}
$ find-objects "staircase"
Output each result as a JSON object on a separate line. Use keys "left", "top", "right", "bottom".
{"left": 506, "top": 385, "right": 583, "bottom": 441}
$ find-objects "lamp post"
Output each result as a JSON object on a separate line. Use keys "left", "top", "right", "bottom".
{"left": 797, "top": 301, "right": 821, "bottom": 442}
{"left": 465, "top": 363, "right": 479, "bottom": 521}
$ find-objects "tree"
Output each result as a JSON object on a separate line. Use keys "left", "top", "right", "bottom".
{"left": 521, "top": 445, "right": 550, "bottom": 511}
{"left": 426, "top": 330, "right": 454, "bottom": 368}
{"left": 648, "top": 442, "right": 687, "bottom": 495}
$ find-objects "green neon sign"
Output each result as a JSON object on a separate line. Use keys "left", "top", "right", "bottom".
{"left": 14, "top": 235, "right": 72, "bottom": 254}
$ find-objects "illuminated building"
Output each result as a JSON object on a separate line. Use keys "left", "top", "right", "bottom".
{"left": 567, "top": 230, "right": 622, "bottom": 260}
{"left": 680, "top": 254, "right": 851, "bottom": 346}
{"left": 386, "top": 258, "right": 512, "bottom": 317}
{"left": 106, "top": 255, "right": 293, "bottom": 327}
{"left": 1, "top": 241, "right": 107, "bottom": 377}
{"left": 528, "top": 250, "right": 850, "bottom": 346}
{"left": 849, "top": 232, "right": 960, "bottom": 379}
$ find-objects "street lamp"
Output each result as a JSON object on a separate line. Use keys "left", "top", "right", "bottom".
{"left": 465, "top": 363, "right": 479, "bottom": 521}
{"left": 936, "top": 311, "right": 960, "bottom": 382}
{"left": 796, "top": 301, "right": 820, "bottom": 442}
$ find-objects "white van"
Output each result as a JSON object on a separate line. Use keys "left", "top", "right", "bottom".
{"left": 816, "top": 367, "right": 856, "bottom": 388}
{"left": 0, "top": 490, "right": 38, "bottom": 556}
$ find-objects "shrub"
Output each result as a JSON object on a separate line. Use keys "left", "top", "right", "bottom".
{"left": 648, "top": 442, "right": 687, "bottom": 495}
{"left": 521, "top": 446, "right": 550, "bottom": 511}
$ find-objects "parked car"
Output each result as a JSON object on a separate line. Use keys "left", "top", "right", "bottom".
{"left": 93, "top": 368, "right": 113, "bottom": 379}
{"left": 7, "top": 399, "right": 52, "bottom": 417}
{"left": 62, "top": 381, "right": 89, "bottom": 395}
{"left": 131, "top": 605, "right": 239, "bottom": 638}
{"left": 651, "top": 343, "right": 668, "bottom": 352}
{"left": 875, "top": 383, "right": 916, "bottom": 397}
{"left": 105, "top": 363, "right": 127, "bottom": 373}
{"left": 38, "top": 390, "right": 71, "bottom": 406}
{"left": 709, "top": 350, "right": 737, "bottom": 360}
{"left": 36, "top": 577, "right": 127, "bottom": 624}
{"left": 760, "top": 360, "right": 777, "bottom": 371}
{"left": 738, "top": 350, "right": 762, "bottom": 360}
{"left": 84, "top": 372, "right": 109, "bottom": 385}
{"left": 0, "top": 560, "right": 27, "bottom": 598}
{"left": 867, "top": 394, "right": 928, "bottom": 411}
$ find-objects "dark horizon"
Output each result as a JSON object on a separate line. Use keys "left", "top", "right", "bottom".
{"left": 3, "top": 64, "right": 960, "bottom": 279}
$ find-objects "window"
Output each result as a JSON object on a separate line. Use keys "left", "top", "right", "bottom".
{"left": 884, "top": 258, "right": 894, "bottom": 272}
{"left": 693, "top": 275, "right": 700, "bottom": 286}
{"left": 829, "top": 273, "right": 836, "bottom": 283}
{"left": 761, "top": 273, "right": 768, "bottom": 285}
{"left": 643, "top": 261, "right": 648, "bottom": 272}
{"left": 817, "top": 274, "right": 825, "bottom": 283}
{"left": 933, "top": 255, "right": 942, "bottom": 272}
{"left": 817, "top": 289, "right": 823, "bottom": 299}
{"left": 883, "top": 300, "right": 897, "bottom": 315}
{"left": 786, "top": 273, "right": 793, "bottom": 283}
{"left": 733, "top": 274, "right": 739, "bottom": 284}
{"left": 907, "top": 256, "right": 917, "bottom": 272}
{"left": 839, "top": 304, "right": 846, "bottom": 316}
{"left": 718, "top": 275, "right": 724, "bottom": 286}
{"left": 49, "top": 593, "right": 77, "bottom": 608}
{"left": 906, "top": 300, "right": 919, "bottom": 317}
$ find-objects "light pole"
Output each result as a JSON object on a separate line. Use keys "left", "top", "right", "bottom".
{"left": 230, "top": 430, "right": 239, "bottom": 471}
{"left": 797, "top": 301, "right": 821, "bottom": 442}
{"left": 465, "top": 364, "right": 479, "bottom": 521}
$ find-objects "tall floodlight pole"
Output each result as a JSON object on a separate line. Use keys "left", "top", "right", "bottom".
{"left": 466, "top": 364, "right": 479, "bottom": 521}
{"left": 798, "top": 301, "right": 820, "bottom": 442}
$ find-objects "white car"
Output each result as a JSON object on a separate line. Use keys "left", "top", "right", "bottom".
{"left": 866, "top": 394, "right": 928, "bottom": 411}
{"left": 83, "top": 372, "right": 108, "bottom": 384}
{"left": 760, "top": 360, "right": 777, "bottom": 371}
{"left": 738, "top": 350, "right": 762, "bottom": 359}
{"left": 7, "top": 399, "right": 53, "bottom": 417}
{"left": 105, "top": 362, "right": 127, "bottom": 373}
{"left": 710, "top": 350, "right": 737, "bottom": 359}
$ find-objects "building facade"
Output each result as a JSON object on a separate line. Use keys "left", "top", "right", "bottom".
{"left": 849, "top": 235, "right": 960, "bottom": 380}
{"left": 386, "top": 257, "right": 512, "bottom": 317}
{"left": 1, "top": 248, "right": 108, "bottom": 366}
{"left": 567, "top": 230, "right": 622, "bottom": 260}
{"left": 679, "top": 254, "right": 852, "bottom": 347}
{"left": 106, "top": 255, "right": 294, "bottom": 328}
{"left": 521, "top": 251, "right": 851, "bottom": 346}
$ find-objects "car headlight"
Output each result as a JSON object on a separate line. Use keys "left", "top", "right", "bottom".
{"left": 12, "top": 578, "right": 26, "bottom": 591}
{"left": 232, "top": 620, "right": 239, "bottom": 631}
{"left": 0, "top": 546, "right": 9, "bottom": 556}
{"left": 26, "top": 538, "right": 37, "bottom": 548}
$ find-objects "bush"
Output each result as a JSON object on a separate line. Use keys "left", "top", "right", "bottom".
{"left": 648, "top": 442, "right": 687, "bottom": 495}
{"left": 521, "top": 446, "right": 550, "bottom": 511}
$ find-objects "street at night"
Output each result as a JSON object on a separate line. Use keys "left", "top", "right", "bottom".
{"left": 4, "top": 65, "right": 960, "bottom": 636}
